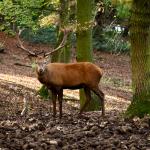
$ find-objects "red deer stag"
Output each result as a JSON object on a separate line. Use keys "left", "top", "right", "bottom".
{"left": 17, "top": 29, "right": 105, "bottom": 118}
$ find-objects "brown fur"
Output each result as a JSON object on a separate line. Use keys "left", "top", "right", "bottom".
{"left": 36, "top": 61, "right": 104, "bottom": 118}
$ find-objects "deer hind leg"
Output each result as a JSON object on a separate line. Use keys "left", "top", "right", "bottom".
{"left": 58, "top": 89, "right": 63, "bottom": 119}
{"left": 90, "top": 86, "right": 105, "bottom": 116}
{"left": 51, "top": 90, "right": 57, "bottom": 118}
{"left": 80, "top": 87, "right": 91, "bottom": 115}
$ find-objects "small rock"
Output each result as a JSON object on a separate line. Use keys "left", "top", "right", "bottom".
{"left": 46, "top": 127, "right": 58, "bottom": 134}
{"left": 85, "top": 131, "right": 95, "bottom": 137}
{"left": 50, "top": 145, "right": 57, "bottom": 150}
{"left": 147, "top": 135, "right": 150, "bottom": 141}
{"left": 121, "top": 144, "right": 128, "bottom": 149}
{"left": 129, "top": 144, "right": 137, "bottom": 150}
{"left": 133, "top": 117, "right": 140, "bottom": 122}
{"left": 82, "top": 126, "right": 89, "bottom": 131}
{"left": 49, "top": 140, "right": 58, "bottom": 145}
{"left": 117, "top": 125, "right": 132, "bottom": 134}
{"left": 28, "top": 117, "right": 36, "bottom": 123}
{"left": 141, "top": 123, "right": 149, "bottom": 128}
{"left": 130, "top": 146, "right": 137, "bottom": 150}
{"left": 21, "top": 126, "right": 28, "bottom": 131}
{"left": 113, "top": 139, "right": 119, "bottom": 146}
{"left": 99, "top": 121, "right": 108, "bottom": 128}
{"left": 91, "top": 125, "right": 99, "bottom": 132}
{"left": 28, "top": 142, "right": 38, "bottom": 148}
{"left": 57, "top": 139, "right": 63, "bottom": 146}
{"left": 45, "top": 113, "right": 49, "bottom": 117}
{"left": 129, "top": 135, "right": 139, "bottom": 141}
{"left": 23, "top": 144, "right": 28, "bottom": 149}
{"left": 15, "top": 129, "right": 22, "bottom": 138}
{"left": 41, "top": 143, "right": 48, "bottom": 149}
{"left": 28, "top": 123, "right": 38, "bottom": 131}
{"left": 89, "top": 141, "right": 99, "bottom": 147}
{"left": 62, "top": 145, "right": 72, "bottom": 150}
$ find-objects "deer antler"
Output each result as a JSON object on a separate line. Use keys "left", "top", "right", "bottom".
{"left": 16, "top": 29, "right": 37, "bottom": 56}
{"left": 17, "top": 28, "right": 70, "bottom": 57}
{"left": 44, "top": 29, "right": 69, "bottom": 56}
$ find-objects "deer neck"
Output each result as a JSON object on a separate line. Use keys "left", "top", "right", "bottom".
{"left": 36, "top": 66, "right": 47, "bottom": 83}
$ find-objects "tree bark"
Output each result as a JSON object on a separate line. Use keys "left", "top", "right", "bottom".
{"left": 77, "top": 0, "right": 101, "bottom": 111}
{"left": 126, "top": 0, "right": 150, "bottom": 117}
{"left": 52, "top": 0, "right": 71, "bottom": 63}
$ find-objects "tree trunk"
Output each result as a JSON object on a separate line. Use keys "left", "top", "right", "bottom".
{"left": 77, "top": 0, "right": 100, "bottom": 111}
{"left": 52, "top": 0, "right": 71, "bottom": 63}
{"left": 76, "top": 0, "right": 93, "bottom": 62}
{"left": 126, "top": 0, "right": 150, "bottom": 117}
{"left": 40, "top": 0, "right": 71, "bottom": 98}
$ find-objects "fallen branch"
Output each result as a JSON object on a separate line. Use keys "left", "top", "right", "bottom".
{"left": 63, "top": 95, "right": 79, "bottom": 101}
{"left": 14, "top": 62, "right": 32, "bottom": 68}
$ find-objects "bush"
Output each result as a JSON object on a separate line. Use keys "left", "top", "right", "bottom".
{"left": 21, "top": 26, "right": 57, "bottom": 45}
{"left": 93, "top": 24, "right": 130, "bottom": 53}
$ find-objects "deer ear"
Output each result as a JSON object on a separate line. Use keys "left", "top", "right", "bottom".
{"left": 45, "top": 55, "right": 51, "bottom": 63}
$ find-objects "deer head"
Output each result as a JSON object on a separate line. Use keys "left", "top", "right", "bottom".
{"left": 16, "top": 28, "right": 69, "bottom": 71}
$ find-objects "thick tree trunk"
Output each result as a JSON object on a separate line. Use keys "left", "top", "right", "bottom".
{"left": 77, "top": 0, "right": 100, "bottom": 111}
{"left": 126, "top": 0, "right": 150, "bottom": 117}
{"left": 76, "top": 0, "right": 93, "bottom": 62}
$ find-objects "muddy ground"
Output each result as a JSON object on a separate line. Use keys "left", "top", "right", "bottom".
{"left": 0, "top": 32, "right": 149, "bottom": 150}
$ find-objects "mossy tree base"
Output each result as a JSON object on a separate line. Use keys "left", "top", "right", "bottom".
{"left": 126, "top": 95, "right": 150, "bottom": 118}
{"left": 126, "top": 1, "right": 150, "bottom": 118}
{"left": 80, "top": 90, "right": 101, "bottom": 111}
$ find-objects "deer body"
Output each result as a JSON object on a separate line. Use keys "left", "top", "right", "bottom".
{"left": 37, "top": 62, "right": 102, "bottom": 89}
{"left": 17, "top": 29, "right": 104, "bottom": 118}
{"left": 36, "top": 61, "right": 104, "bottom": 118}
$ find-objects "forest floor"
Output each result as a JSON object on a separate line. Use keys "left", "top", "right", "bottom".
{"left": 0, "top": 32, "right": 150, "bottom": 150}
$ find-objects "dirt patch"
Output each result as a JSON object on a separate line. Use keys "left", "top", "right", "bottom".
{"left": 0, "top": 32, "right": 149, "bottom": 149}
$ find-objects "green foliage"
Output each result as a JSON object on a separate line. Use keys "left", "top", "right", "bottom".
{"left": 0, "top": 0, "right": 60, "bottom": 33}
{"left": 90, "top": 92, "right": 101, "bottom": 111}
{"left": 0, "top": 0, "right": 45, "bottom": 31}
{"left": 126, "top": 95, "right": 150, "bottom": 118}
{"left": 93, "top": 25, "right": 130, "bottom": 53}
{"left": 21, "top": 26, "right": 57, "bottom": 45}
{"left": 93, "top": 0, "right": 131, "bottom": 53}
{"left": 38, "top": 85, "right": 49, "bottom": 99}
{"left": 116, "top": 3, "right": 130, "bottom": 19}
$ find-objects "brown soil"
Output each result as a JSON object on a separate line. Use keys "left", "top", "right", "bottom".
{"left": 0, "top": 32, "right": 149, "bottom": 150}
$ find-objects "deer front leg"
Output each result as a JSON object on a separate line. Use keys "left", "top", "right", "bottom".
{"left": 51, "top": 90, "right": 57, "bottom": 118}
{"left": 58, "top": 89, "right": 63, "bottom": 119}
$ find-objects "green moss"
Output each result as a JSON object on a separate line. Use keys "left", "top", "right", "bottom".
{"left": 90, "top": 92, "right": 101, "bottom": 111}
{"left": 126, "top": 97, "right": 150, "bottom": 118}
{"left": 38, "top": 85, "right": 49, "bottom": 99}
{"left": 80, "top": 90, "right": 101, "bottom": 111}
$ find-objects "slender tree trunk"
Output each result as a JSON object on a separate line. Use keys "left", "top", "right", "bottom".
{"left": 126, "top": 0, "right": 150, "bottom": 117}
{"left": 40, "top": 0, "right": 71, "bottom": 98}
{"left": 77, "top": 0, "right": 100, "bottom": 111}
{"left": 52, "top": 0, "right": 71, "bottom": 63}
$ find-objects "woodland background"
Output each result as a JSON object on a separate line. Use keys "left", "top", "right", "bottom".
{"left": 0, "top": 0, "right": 150, "bottom": 149}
